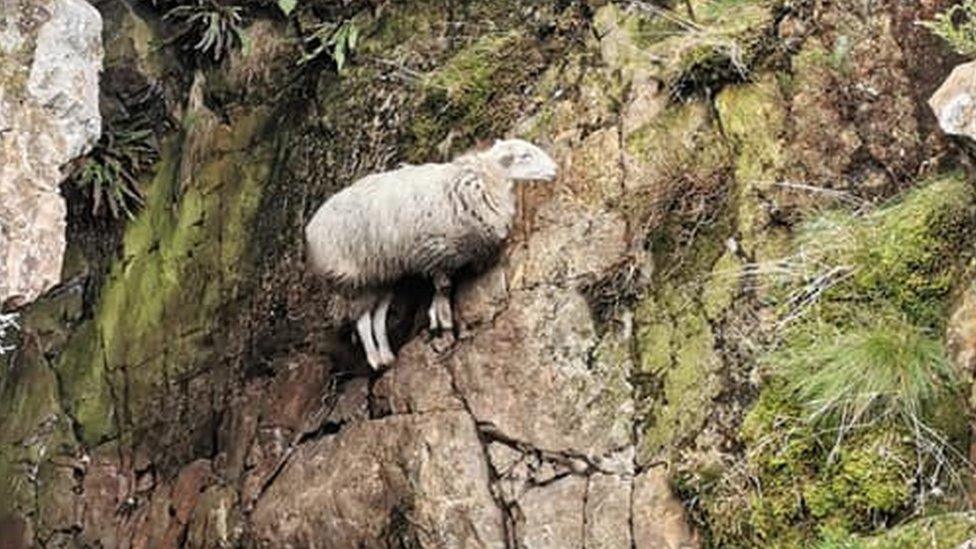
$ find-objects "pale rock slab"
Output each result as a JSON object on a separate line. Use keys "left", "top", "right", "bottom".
{"left": 0, "top": 0, "right": 102, "bottom": 308}
{"left": 931, "top": 61, "right": 976, "bottom": 142}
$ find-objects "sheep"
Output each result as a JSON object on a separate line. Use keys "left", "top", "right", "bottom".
{"left": 305, "top": 138, "right": 558, "bottom": 369}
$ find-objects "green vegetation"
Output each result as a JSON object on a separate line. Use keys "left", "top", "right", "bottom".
{"left": 300, "top": 20, "right": 360, "bottom": 71}
{"left": 771, "top": 315, "right": 959, "bottom": 443}
{"left": 164, "top": 0, "right": 245, "bottom": 62}
{"left": 620, "top": 0, "right": 775, "bottom": 99}
{"left": 67, "top": 118, "right": 159, "bottom": 220}
{"left": 782, "top": 176, "right": 974, "bottom": 330}
{"left": 407, "top": 29, "right": 540, "bottom": 160}
{"left": 681, "top": 174, "right": 976, "bottom": 546}
{"left": 923, "top": 0, "right": 976, "bottom": 58}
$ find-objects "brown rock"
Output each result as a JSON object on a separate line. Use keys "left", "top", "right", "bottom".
{"left": 632, "top": 467, "right": 698, "bottom": 549}
{"left": 518, "top": 475, "right": 586, "bottom": 548}
{"left": 251, "top": 412, "right": 505, "bottom": 548}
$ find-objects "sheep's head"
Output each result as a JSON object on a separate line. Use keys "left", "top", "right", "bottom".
{"left": 488, "top": 139, "right": 558, "bottom": 182}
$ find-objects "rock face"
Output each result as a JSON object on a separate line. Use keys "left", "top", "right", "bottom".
{"left": 253, "top": 412, "right": 506, "bottom": 547}
{"left": 1, "top": 0, "right": 974, "bottom": 548}
{"left": 930, "top": 60, "right": 976, "bottom": 142}
{"left": 0, "top": 0, "right": 103, "bottom": 309}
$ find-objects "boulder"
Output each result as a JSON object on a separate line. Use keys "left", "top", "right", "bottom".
{"left": 0, "top": 0, "right": 102, "bottom": 308}
{"left": 930, "top": 61, "right": 976, "bottom": 142}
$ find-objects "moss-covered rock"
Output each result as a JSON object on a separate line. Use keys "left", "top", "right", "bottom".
{"left": 635, "top": 282, "right": 723, "bottom": 464}
{"left": 716, "top": 76, "right": 790, "bottom": 261}
{"left": 50, "top": 102, "right": 274, "bottom": 451}
{"left": 683, "top": 174, "right": 976, "bottom": 547}
{"left": 791, "top": 174, "right": 976, "bottom": 330}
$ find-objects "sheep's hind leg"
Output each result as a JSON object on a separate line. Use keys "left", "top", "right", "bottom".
{"left": 356, "top": 311, "right": 383, "bottom": 370}
{"left": 372, "top": 293, "right": 395, "bottom": 366}
{"left": 429, "top": 272, "right": 454, "bottom": 332}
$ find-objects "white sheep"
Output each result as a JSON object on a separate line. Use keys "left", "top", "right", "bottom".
{"left": 305, "top": 139, "right": 558, "bottom": 369}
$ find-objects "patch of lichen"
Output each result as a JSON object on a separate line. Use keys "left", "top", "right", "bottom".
{"left": 635, "top": 280, "right": 725, "bottom": 463}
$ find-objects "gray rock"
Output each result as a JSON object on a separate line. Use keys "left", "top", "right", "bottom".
{"left": 931, "top": 61, "right": 976, "bottom": 142}
{"left": 0, "top": 0, "right": 102, "bottom": 308}
{"left": 448, "top": 286, "right": 634, "bottom": 458}
{"left": 585, "top": 473, "right": 633, "bottom": 549}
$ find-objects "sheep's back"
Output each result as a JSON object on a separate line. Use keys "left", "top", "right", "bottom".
{"left": 305, "top": 163, "right": 459, "bottom": 286}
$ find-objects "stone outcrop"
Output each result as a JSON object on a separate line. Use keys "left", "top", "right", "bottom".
{"left": 0, "top": 0, "right": 103, "bottom": 309}
{"left": 1, "top": 0, "right": 975, "bottom": 547}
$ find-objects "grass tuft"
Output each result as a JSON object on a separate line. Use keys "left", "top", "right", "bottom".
{"left": 770, "top": 313, "right": 961, "bottom": 450}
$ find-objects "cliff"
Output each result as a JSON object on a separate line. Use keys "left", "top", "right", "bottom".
{"left": 2, "top": 0, "right": 976, "bottom": 547}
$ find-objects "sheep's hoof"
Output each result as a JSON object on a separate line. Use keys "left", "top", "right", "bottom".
{"left": 365, "top": 353, "right": 384, "bottom": 371}
{"left": 431, "top": 332, "right": 455, "bottom": 353}
{"left": 435, "top": 299, "right": 453, "bottom": 331}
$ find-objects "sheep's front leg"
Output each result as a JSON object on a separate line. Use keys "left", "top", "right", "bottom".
{"left": 372, "top": 292, "right": 395, "bottom": 366}
{"left": 429, "top": 272, "right": 454, "bottom": 332}
{"left": 356, "top": 311, "right": 383, "bottom": 370}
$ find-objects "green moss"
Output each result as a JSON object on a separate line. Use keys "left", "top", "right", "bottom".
{"left": 716, "top": 76, "right": 790, "bottom": 259}
{"left": 683, "top": 380, "right": 920, "bottom": 547}
{"left": 409, "top": 30, "right": 533, "bottom": 160}
{"left": 646, "top": 0, "right": 775, "bottom": 97}
{"left": 424, "top": 32, "right": 520, "bottom": 107}
{"left": 51, "top": 108, "right": 274, "bottom": 446}
{"left": 794, "top": 174, "right": 976, "bottom": 330}
{"left": 598, "top": 0, "right": 775, "bottom": 96}
{"left": 636, "top": 284, "right": 722, "bottom": 461}
{"left": 635, "top": 295, "right": 675, "bottom": 376}
{"left": 702, "top": 250, "right": 742, "bottom": 320}
{"left": 0, "top": 350, "right": 64, "bottom": 445}
{"left": 686, "top": 174, "right": 976, "bottom": 546}
{"left": 627, "top": 101, "right": 726, "bottom": 173}
{"left": 859, "top": 512, "right": 976, "bottom": 548}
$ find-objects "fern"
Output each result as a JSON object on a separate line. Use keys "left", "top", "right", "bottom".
{"left": 67, "top": 118, "right": 159, "bottom": 220}
{"left": 164, "top": 0, "right": 245, "bottom": 62}
{"left": 922, "top": 0, "right": 976, "bottom": 57}
{"left": 300, "top": 20, "right": 359, "bottom": 71}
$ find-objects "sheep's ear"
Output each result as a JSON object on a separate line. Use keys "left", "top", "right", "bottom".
{"left": 497, "top": 152, "right": 514, "bottom": 168}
